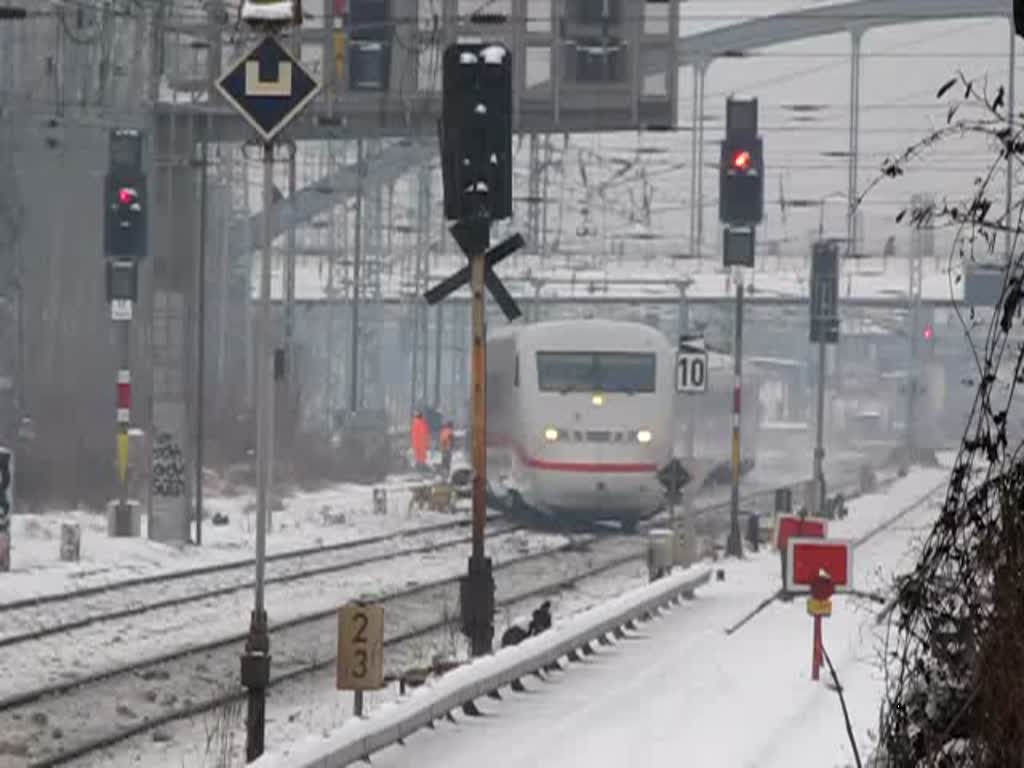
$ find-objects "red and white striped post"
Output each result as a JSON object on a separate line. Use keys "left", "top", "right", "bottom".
{"left": 726, "top": 281, "right": 744, "bottom": 556}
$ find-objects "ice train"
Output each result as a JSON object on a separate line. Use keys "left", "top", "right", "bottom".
{"left": 486, "top": 319, "right": 761, "bottom": 531}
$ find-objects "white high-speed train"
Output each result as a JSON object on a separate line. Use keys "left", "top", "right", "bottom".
{"left": 486, "top": 319, "right": 677, "bottom": 531}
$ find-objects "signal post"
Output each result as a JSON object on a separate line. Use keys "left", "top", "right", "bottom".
{"left": 103, "top": 128, "right": 146, "bottom": 537}
{"left": 425, "top": 42, "right": 523, "bottom": 657}
{"left": 810, "top": 241, "right": 840, "bottom": 515}
{"left": 215, "top": 3, "right": 319, "bottom": 758}
{"left": 719, "top": 97, "right": 764, "bottom": 558}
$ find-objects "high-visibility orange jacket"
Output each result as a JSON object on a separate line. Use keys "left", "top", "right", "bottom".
{"left": 411, "top": 416, "right": 430, "bottom": 464}
{"left": 439, "top": 426, "right": 454, "bottom": 452}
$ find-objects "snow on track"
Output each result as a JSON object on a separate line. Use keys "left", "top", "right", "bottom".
{"left": 3, "top": 478, "right": 447, "bottom": 602}
{"left": 0, "top": 525, "right": 556, "bottom": 700}
{"left": 0, "top": 517, "right": 515, "bottom": 650}
{"left": 0, "top": 532, "right": 643, "bottom": 767}
{"left": 354, "top": 467, "right": 948, "bottom": 768}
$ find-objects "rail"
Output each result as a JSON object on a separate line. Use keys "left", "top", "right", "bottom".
{"left": 253, "top": 566, "right": 713, "bottom": 768}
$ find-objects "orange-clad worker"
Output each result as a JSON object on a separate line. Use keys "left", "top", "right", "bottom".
{"left": 411, "top": 411, "right": 430, "bottom": 470}
{"left": 439, "top": 421, "right": 455, "bottom": 475}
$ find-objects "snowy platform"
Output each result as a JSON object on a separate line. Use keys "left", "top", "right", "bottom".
{"left": 296, "top": 465, "right": 949, "bottom": 768}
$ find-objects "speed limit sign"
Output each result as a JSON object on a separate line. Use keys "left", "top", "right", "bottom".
{"left": 676, "top": 343, "right": 708, "bottom": 394}
{"left": 337, "top": 602, "right": 384, "bottom": 690}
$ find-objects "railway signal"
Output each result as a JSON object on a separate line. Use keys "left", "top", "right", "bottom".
{"left": 104, "top": 129, "right": 147, "bottom": 261}
{"left": 425, "top": 41, "right": 522, "bottom": 658}
{"left": 216, "top": 22, "right": 321, "bottom": 762}
{"left": 810, "top": 239, "right": 839, "bottom": 518}
{"left": 718, "top": 97, "right": 761, "bottom": 558}
{"left": 719, "top": 97, "right": 764, "bottom": 229}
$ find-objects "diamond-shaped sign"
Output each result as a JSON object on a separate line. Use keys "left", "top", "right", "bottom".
{"left": 216, "top": 36, "right": 321, "bottom": 143}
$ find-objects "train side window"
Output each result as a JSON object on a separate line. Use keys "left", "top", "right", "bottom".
{"left": 514, "top": 355, "right": 519, "bottom": 387}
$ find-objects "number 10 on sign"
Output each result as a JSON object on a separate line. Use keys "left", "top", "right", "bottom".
{"left": 337, "top": 603, "right": 385, "bottom": 691}
{"left": 676, "top": 350, "right": 708, "bottom": 393}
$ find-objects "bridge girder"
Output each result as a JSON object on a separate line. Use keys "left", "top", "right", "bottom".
{"left": 201, "top": 0, "right": 1009, "bottom": 255}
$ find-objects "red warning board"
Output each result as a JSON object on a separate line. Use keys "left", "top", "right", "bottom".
{"left": 785, "top": 537, "right": 853, "bottom": 593}
{"left": 774, "top": 514, "right": 827, "bottom": 553}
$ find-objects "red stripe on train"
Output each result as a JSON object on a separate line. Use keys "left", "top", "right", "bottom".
{"left": 521, "top": 456, "right": 658, "bottom": 473}
{"left": 487, "top": 437, "right": 658, "bottom": 473}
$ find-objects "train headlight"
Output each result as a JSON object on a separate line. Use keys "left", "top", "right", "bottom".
{"left": 543, "top": 427, "right": 560, "bottom": 442}
{"left": 591, "top": 393, "right": 604, "bottom": 406}
{"left": 636, "top": 429, "right": 653, "bottom": 444}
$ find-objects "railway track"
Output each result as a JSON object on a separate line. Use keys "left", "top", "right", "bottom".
{"left": 0, "top": 514, "right": 516, "bottom": 649}
{"left": 5, "top": 534, "right": 647, "bottom": 768}
{"left": 723, "top": 476, "right": 949, "bottom": 636}
{"left": 0, "top": 459, "right": 885, "bottom": 766}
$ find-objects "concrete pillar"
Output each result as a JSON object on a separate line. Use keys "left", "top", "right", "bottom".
{"left": 148, "top": 113, "right": 195, "bottom": 544}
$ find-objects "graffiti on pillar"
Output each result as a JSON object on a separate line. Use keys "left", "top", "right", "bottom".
{"left": 152, "top": 432, "right": 185, "bottom": 498}
{"left": 0, "top": 448, "right": 11, "bottom": 571}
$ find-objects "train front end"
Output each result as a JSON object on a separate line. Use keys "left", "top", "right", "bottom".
{"left": 511, "top": 321, "right": 676, "bottom": 531}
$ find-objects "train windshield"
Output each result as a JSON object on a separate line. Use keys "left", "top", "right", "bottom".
{"left": 536, "top": 351, "right": 657, "bottom": 394}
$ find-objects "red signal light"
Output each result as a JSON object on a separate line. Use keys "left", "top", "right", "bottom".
{"left": 731, "top": 150, "right": 752, "bottom": 171}
{"left": 118, "top": 187, "right": 138, "bottom": 206}
{"left": 922, "top": 325, "right": 934, "bottom": 341}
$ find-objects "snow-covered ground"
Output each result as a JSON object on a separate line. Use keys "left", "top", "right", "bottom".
{"left": 29, "top": 459, "right": 940, "bottom": 767}
{"left": 284, "top": 463, "right": 948, "bottom": 768}
{"left": 4, "top": 442, "right": 867, "bottom": 606}
{"left": 2, "top": 473, "right": 454, "bottom": 602}
{"left": 73, "top": 549, "right": 657, "bottom": 768}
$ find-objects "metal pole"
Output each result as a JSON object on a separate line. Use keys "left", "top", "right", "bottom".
{"left": 846, "top": 31, "right": 862, "bottom": 261}
{"left": 243, "top": 141, "right": 274, "bottom": 763}
{"left": 470, "top": 251, "right": 486, "bottom": 559}
{"left": 324, "top": 142, "right": 337, "bottom": 420}
{"left": 467, "top": 222, "right": 493, "bottom": 656}
{"left": 813, "top": 333, "right": 827, "bottom": 516}
{"left": 194, "top": 138, "right": 208, "bottom": 546}
{"left": 695, "top": 64, "right": 706, "bottom": 259}
{"left": 906, "top": 268, "right": 920, "bottom": 463}
{"left": 350, "top": 138, "right": 363, "bottom": 412}
{"left": 117, "top": 320, "right": 131, "bottom": 525}
{"left": 433, "top": 303, "right": 443, "bottom": 408}
{"left": 1008, "top": 20, "right": 1016, "bottom": 260}
{"left": 726, "top": 280, "right": 743, "bottom": 557}
{"left": 689, "top": 67, "right": 699, "bottom": 260}
{"left": 284, "top": 149, "right": 297, "bottom": 415}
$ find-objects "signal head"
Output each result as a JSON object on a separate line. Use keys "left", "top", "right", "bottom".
{"left": 731, "top": 150, "right": 752, "bottom": 172}
{"left": 118, "top": 187, "right": 138, "bottom": 206}
{"left": 922, "top": 325, "right": 934, "bottom": 341}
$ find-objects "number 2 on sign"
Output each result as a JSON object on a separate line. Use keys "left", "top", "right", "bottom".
{"left": 353, "top": 612, "right": 368, "bottom": 644}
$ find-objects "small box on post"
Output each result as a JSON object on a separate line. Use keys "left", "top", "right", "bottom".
{"left": 337, "top": 602, "right": 385, "bottom": 716}
{"left": 723, "top": 227, "right": 755, "bottom": 268}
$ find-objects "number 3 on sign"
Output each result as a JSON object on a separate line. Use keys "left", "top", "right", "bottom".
{"left": 337, "top": 603, "right": 384, "bottom": 691}
{"left": 676, "top": 350, "right": 708, "bottom": 393}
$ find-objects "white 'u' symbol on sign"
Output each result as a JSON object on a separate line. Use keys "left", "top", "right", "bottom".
{"left": 245, "top": 61, "right": 292, "bottom": 96}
